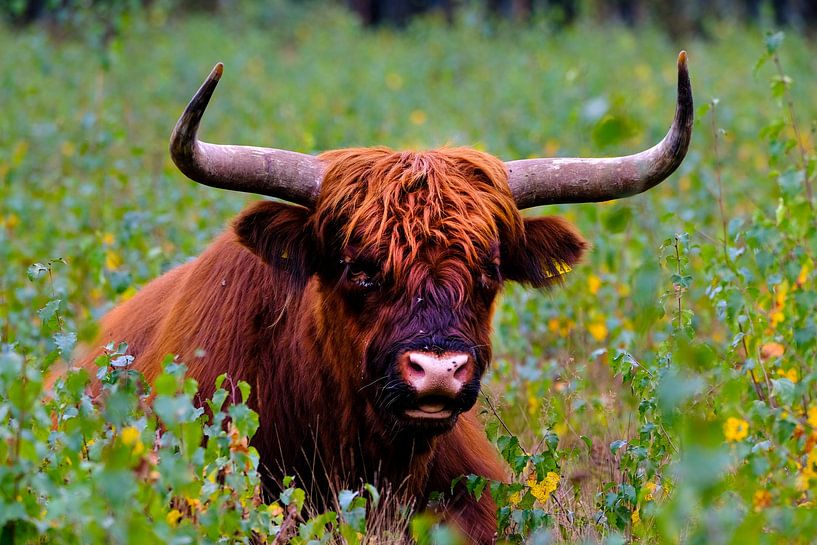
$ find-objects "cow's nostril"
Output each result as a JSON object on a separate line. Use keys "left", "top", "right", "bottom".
{"left": 409, "top": 360, "right": 425, "bottom": 375}
{"left": 453, "top": 364, "right": 468, "bottom": 381}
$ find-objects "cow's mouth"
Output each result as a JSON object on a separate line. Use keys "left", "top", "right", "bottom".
{"left": 403, "top": 395, "right": 457, "bottom": 420}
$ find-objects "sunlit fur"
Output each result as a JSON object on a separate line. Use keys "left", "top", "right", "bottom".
{"left": 315, "top": 147, "right": 522, "bottom": 283}
{"left": 70, "top": 147, "right": 587, "bottom": 544}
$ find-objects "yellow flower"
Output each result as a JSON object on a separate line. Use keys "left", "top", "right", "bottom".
{"left": 2, "top": 214, "right": 19, "bottom": 229}
{"left": 105, "top": 249, "right": 122, "bottom": 270}
{"left": 631, "top": 508, "right": 640, "bottom": 525}
{"left": 102, "top": 232, "right": 115, "bottom": 245}
{"left": 544, "top": 139, "right": 560, "bottom": 156}
{"left": 527, "top": 394, "right": 540, "bottom": 416}
{"left": 776, "top": 368, "right": 798, "bottom": 383}
{"left": 753, "top": 489, "right": 772, "bottom": 512}
{"left": 587, "top": 274, "right": 602, "bottom": 295}
{"left": 643, "top": 481, "right": 657, "bottom": 501}
{"left": 795, "top": 449, "right": 817, "bottom": 491}
{"left": 775, "top": 282, "right": 789, "bottom": 309}
{"left": 587, "top": 320, "right": 608, "bottom": 342}
{"left": 120, "top": 427, "right": 140, "bottom": 445}
{"left": 409, "top": 110, "right": 427, "bottom": 125}
{"left": 723, "top": 417, "right": 749, "bottom": 442}
{"left": 267, "top": 502, "right": 284, "bottom": 517}
{"left": 119, "top": 426, "right": 144, "bottom": 456}
{"left": 119, "top": 286, "right": 138, "bottom": 303}
{"left": 508, "top": 490, "right": 522, "bottom": 506}
{"left": 548, "top": 318, "right": 560, "bottom": 333}
{"left": 796, "top": 262, "right": 811, "bottom": 287}
{"left": 808, "top": 406, "right": 817, "bottom": 429}
{"left": 527, "top": 472, "right": 559, "bottom": 504}
{"left": 166, "top": 509, "right": 182, "bottom": 526}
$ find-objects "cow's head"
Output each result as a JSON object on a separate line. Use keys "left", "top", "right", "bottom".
{"left": 169, "top": 53, "right": 692, "bottom": 435}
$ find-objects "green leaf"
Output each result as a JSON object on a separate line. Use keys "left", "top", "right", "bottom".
{"left": 53, "top": 331, "right": 77, "bottom": 355}
{"left": 765, "top": 31, "right": 784, "bottom": 53}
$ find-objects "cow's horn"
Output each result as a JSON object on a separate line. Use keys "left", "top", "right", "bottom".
{"left": 170, "top": 63, "right": 323, "bottom": 206}
{"left": 506, "top": 51, "right": 693, "bottom": 208}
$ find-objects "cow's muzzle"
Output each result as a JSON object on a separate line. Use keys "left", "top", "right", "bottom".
{"left": 396, "top": 349, "right": 476, "bottom": 421}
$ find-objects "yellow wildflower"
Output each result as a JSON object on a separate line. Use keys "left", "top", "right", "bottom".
{"left": 808, "top": 406, "right": 817, "bottom": 429}
{"left": 796, "top": 262, "right": 811, "bottom": 288}
{"left": 267, "top": 502, "right": 284, "bottom": 517}
{"left": 587, "top": 274, "right": 602, "bottom": 295}
{"left": 120, "top": 426, "right": 144, "bottom": 456}
{"left": 166, "top": 509, "right": 182, "bottom": 526}
{"left": 643, "top": 481, "right": 657, "bottom": 501}
{"left": 753, "top": 490, "right": 772, "bottom": 512}
{"left": 548, "top": 318, "right": 560, "bottom": 333}
{"left": 776, "top": 368, "right": 798, "bottom": 383}
{"left": 587, "top": 320, "right": 608, "bottom": 342}
{"left": 119, "top": 286, "right": 138, "bottom": 303}
{"left": 2, "top": 214, "right": 19, "bottom": 229}
{"left": 102, "top": 232, "right": 115, "bottom": 245}
{"left": 775, "top": 282, "right": 789, "bottom": 309}
{"left": 120, "top": 426, "right": 140, "bottom": 445}
{"left": 797, "top": 449, "right": 817, "bottom": 491}
{"left": 409, "top": 110, "right": 427, "bottom": 125}
{"left": 89, "top": 287, "right": 103, "bottom": 302}
{"left": 723, "top": 417, "right": 749, "bottom": 442}
{"left": 105, "top": 249, "right": 122, "bottom": 270}
{"left": 508, "top": 490, "right": 522, "bottom": 506}
{"left": 528, "top": 472, "right": 559, "bottom": 504}
{"left": 631, "top": 508, "right": 640, "bottom": 525}
{"left": 544, "top": 139, "right": 560, "bottom": 156}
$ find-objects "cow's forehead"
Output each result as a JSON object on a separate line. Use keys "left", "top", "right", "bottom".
{"left": 313, "top": 147, "right": 523, "bottom": 273}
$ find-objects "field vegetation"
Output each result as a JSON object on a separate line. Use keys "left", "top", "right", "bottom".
{"left": 1, "top": 2, "right": 816, "bottom": 543}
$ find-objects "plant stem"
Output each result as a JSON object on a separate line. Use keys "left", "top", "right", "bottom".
{"left": 772, "top": 53, "right": 814, "bottom": 209}
{"left": 709, "top": 101, "right": 730, "bottom": 262}
{"left": 674, "top": 236, "right": 683, "bottom": 330}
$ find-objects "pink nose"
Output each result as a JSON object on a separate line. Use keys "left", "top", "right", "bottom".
{"left": 399, "top": 351, "right": 473, "bottom": 397}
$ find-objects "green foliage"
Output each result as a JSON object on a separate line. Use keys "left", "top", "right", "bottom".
{"left": 1, "top": 3, "right": 816, "bottom": 544}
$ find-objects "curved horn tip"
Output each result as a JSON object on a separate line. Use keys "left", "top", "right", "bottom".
{"left": 677, "top": 50, "right": 687, "bottom": 68}
{"left": 210, "top": 62, "right": 224, "bottom": 81}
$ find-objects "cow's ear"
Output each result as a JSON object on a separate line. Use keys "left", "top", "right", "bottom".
{"left": 501, "top": 216, "right": 587, "bottom": 288}
{"left": 233, "top": 201, "right": 316, "bottom": 289}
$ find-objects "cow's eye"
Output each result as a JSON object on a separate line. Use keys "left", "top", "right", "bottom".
{"left": 344, "top": 259, "right": 380, "bottom": 290}
{"left": 479, "top": 261, "right": 502, "bottom": 289}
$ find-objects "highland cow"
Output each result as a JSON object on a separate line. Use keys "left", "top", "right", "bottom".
{"left": 73, "top": 52, "right": 692, "bottom": 543}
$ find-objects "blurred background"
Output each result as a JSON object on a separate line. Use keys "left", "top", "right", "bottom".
{"left": 1, "top": 1, "right": 816, "bottom": 543}
{"left": 3, "top": 0, "right": 817, "bottom": 34}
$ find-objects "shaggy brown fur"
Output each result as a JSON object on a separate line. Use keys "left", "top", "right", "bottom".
{"left": 71, "top": 147, "right": 587, "bottom": 544}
